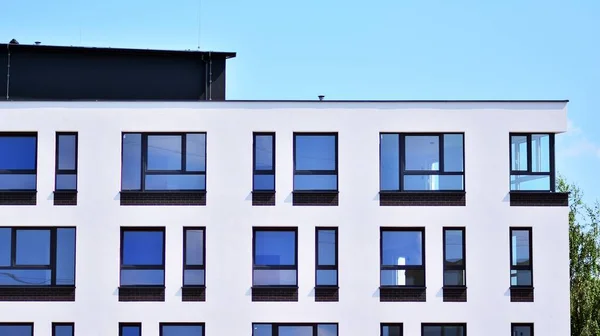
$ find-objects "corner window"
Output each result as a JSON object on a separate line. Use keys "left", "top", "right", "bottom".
{"left": 0, "top": 133, "right": 37, "bottom": 190}
{"left": 160, "top": 323, "right": 204, "bottom": 336}
{"left": 316, "top": 228, "right": 338, "bottom": 287}
{"left": 0, "top": 227, "right": 75, "bottom": 286}
{"left": 55, "top": 133, "right": 78, "bottom": 191}
{"left": 293, "top": 133, "right": 338, "bottom": 191}
{"left": 253, "top": 228, "right": 297, "bottom": 286}
{"left": 53, "top": 323, "right": 74, "bottom": 336}
{"left": 119, "top": 323, "right": 141, "bottom": 336}
{"left": 380, "top": 133, "right": 464, "bottom": 191}
{"left": 510, "top": 228, "right": 532, "bottom": 287}
{"left": 381, "top": 323, "right": 403, "bottom": 336}
{"left": 121, "top": 133, "right": 206, "bottom": 191}
{"left": 0, "top": 324, "right": 33, "bottom": 336}
{"left": 422, "top": 324, "right": 466, "bottom": 336}
{"left": 380, "top": 228, "right": 425, "bottom": 286}
{"left": 183, "top": 228, "right": 205, "bottom": 286}
{"left": 253, "top": 323, "right": 338, "bottom": 336}
{"left": 510, "top": 133, "right": 554, "bottom": 191}
{"left": 512, "top": 323, "right": 533, "bottom": 336}
{"left": 120, "top": 228, "right": 165, "bottom": 286}
{"left": 443, "top": 228, "right": 466, "bottom": 286}
{"left": 253, "top": 133, "right": 275, "bottom": 191}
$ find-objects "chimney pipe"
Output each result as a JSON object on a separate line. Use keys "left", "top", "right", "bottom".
{"left": 318, "top": 95, "right": 325, "bottom": 101}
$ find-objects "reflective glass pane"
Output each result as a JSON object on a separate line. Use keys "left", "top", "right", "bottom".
{"left": 443, "top": 270, "right": 466, "bottom": 286}
{"left": 255, "top": 135, "right": 274, "bottom": 170}
{"left": 422, "top": 326, "right": 442, "bottom": 336}
{"left": 122, "top": 133, "right": 142, "bottom": 190}
{"left": 293, "top": 175, "right": 337, "bottom": 190}
{"left": 56, "top": 228, "right": 76, "bottom": 285}
{"left": 145, "top": 174, "right": 205, "bottom": 190}
{"left": 382, "top": 231, "right": 423, "bottom": 266}
{"left": 444, "top": 230, "right": 463, "bottom": 265}
{"left": 316, "top": 270, "right": 337, "bottom": 286}
{"left": 253, "top": 324, "right": 273, "bottom": 336}
{"left": 161, "top": 325, "right": 203, "bottom": 336}
{"left": 511, "top": 270, "right": 532, "bottom": 286}
{"left": 0, "top": 228, "right": 10, "bottom": 266}
{"left": 0, "top": 136, "right": 36, "bottom": 170}
{"left": 513, "top": 325, "right": 532, "bottom": 336}
{"left": 510, "top": 175, "right": 550, "bottom": 191}
{"left": 253, "top": 269, "right": 297, "bottom": 286}
{"left": 444, "top": 326, "right": 465, "bottom": 336}
{"left": 57, "top": 135, "right": 76, "bottom": 170}
{"left": 511, "top": 230, "right": 530, "bottom": 266}
{"left": 405, "top": 136, "right": 439, "bottom": 171}
{"left": 186, "top": 134, "right": 206, "bottom": 172}
{"left": 253, "top": 174, "right": 275, "bottom": 190}
{"left": 403, "top": 175, "right": 463, "bottom": 191}
{"left": 532, "top": 134, "right": 550, "bottom": 172}
{"left": 317, "top": 324, "right": 337, "bottom": 336}
{"left": 295, "top": 135, "right": 336, "bottom": 170}
{"left": 16, "top": 230, "right": 50, "bottom": 265}
{"left": 183, "top": 269, "right": 205, "bottom": 286}
{"left": 279, "top": 326, "right": 312, "bottom": 336}
{"left": 54, "top": 325, "right": 74, "bottom": 336}
{"left": 0, "top": 325, "right": 33, "bottom": 336}
{"left": 0, "top": 269, "right": 52, "bottom": 285}
{"left": 121, "top": 325, "right": 141, "bottom": 336}
{"left": 444, "top": 134, "right": 464, "bottom": 172}
{"left": 0, "top": 174, "right": 36, "bottom": 190}
{"left": 185, "top": 229, "right": 204, "bottom": 266}
{"left": 120, "top": 269, "right": 164, "bottom": 286}
{"left": 122, "top": 231, "right": 164, "bottom": 265}
{"left": 382, "top": 325, "right": 402, "bottom": 336}
{"left": 255, "top": 231, "right": 296, "bottom": 265}
{"left": 317, "top": 230, "right": 336, "bottom": 266}
{"left": 56, "top": 174, "right": 77, "bottom": 190}
{"left": 381, "top": 269, "right": 425, "bottom": 286}
{"left": 511, "top": 135, "right": 528, "bottom": 171}
{"left": 380, "top": 134, "right": 400, "bottom": 190}
{"left": 147, "top": 135, "right": 182, "bottom": 170}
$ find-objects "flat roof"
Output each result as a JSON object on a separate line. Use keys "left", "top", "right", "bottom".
{"left": 0, "top": 99, "right": 569, "bottom": 103}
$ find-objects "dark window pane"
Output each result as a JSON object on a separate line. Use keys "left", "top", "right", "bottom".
{"left": 510, "top": 175, "right": 550, "bottom": 191}
{"left": 511, "top": 270, "right": 532, "bottom": 286}
{"left": 532, "top": 134, "right": 550, "bottom": 172}
{"left": 58, "top": 135, "right": 77, "bottom": 170}
{"left": 0, "top": 174, "right": 36, "bottom": 190}
{"left": 253, "top": 270, "right": 297, "bottom": 286}
{"left": 0, "top": 325, "right": 33, "bottom": 336}
{"left": 293, "top": 175, "right": 337, "bottom": 190}
{"left": 56, "top": 228, "right": 76, "bottom": 285}
{"left": 255, "top": 231, "right": 296, "bottom": 265}
{"left": 295, "top": 135, "right": 336, "bottom": 170}
{"left": 381, "top": 269, "right": 425, "bottom": 286}
{"left": 317, "top": 324, "right": 337, "bottom": 336}
{"left": 147, "top": 135, "right": 182, "bottom": 170}
{"left": 382, "top": 325, "right": 403, "bottom": 336}
{"left": 253, "top": 174, "right": 275, "bottom": 190}
{"left": 443, "top": 270, "right": 465, "bottom": 286}
{"left": 16, "top": 230, "right": 50, "bottom": 265}
{"left": 422, "top": 326, "right": 442, "bottom": 336}
{"left": 54, "top": 325, "right": 74, "bottom": 336}
{"left": 186, "top": 134, "right": 206, "bottom": 172}
{"left": 185, "top": 229, "right": 204, "bottom": 266}
{"left": 183, "top": 270, "right": 205, "bottom": 286}
{"left": 255, "top": 135, "right": 273, "bottom": 170}
{"left": 380, "top": 134, "right": 400, "bottom": 190}
{"left": 123, "top": 231, "right": 164, "bottom": 265}
{"left": 0, "top": 136, "right": 36, "bottom": 170}
{"left": 403, "top": 175, "right": 463, "bottom": 191}
{"left": 0, "top": 269, "right": 52, "bottom": 285}
{"left": 443, "top": 134, "right": 463, "bottom": 172}
{"left": 122, "top": 133, "right": 142, "bottom": 190}
{"left": 512, "top": 325, "right": 532, "bottom": 336}
{"left": 279, "top": 326, "right": 312, "bottom": 336}
{"left": 511, "top": 135, "right": 528, "bottom": 171}
{"left": 253, "top": 324, "right": 273, "bottom": 336}
{"left": 56, "top": 174, "right": 77, "bottom": 190}
{"left": 0, "top": 228, "right": 10, "bottom": 266}
{"left": 444, "top": 230, "right": 463, "bottom": 265}
{"left": 145, "top": 174, "right": 205, "bottom": 190}
{"left": 316, "top": 270, "right": 337, "bottom": 286}
{"left": 317, "top": 230, "right": 336, "bottom": 266}
{"left": 161, "top": 325, "right": 203, "bottom": 336}
{"left": 120, "top": 269, "right": 164, "bottom": 286}
{"left": 405, "top": 136, "right": 439, "bottom": 171}
{"left": 382, "top": 231, "right": 423, "bottom": 266}
{"left": 511, "top": 230, "right": 530, "bottom": 266}
{"left": 121, "top": 325, "right": 141, "bottom": 336}
{"left": 444, "top": 326, "right": 464, "bottom": 336}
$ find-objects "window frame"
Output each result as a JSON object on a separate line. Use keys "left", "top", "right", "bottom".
{"left": 159, "top": 323, "right": 204, "bottom": 336}
{"left": 0, "top": 132, "right": 38, "bottom": 191}
{"left": 252, "top": 227, "right": 298, "bottom": 287}
{"left": 55, "top": 132, "right": 78, "bottom": 191}
{"left": 380, "top": 227, "right": 426, "bottom": 287}
{"left": 381, "top": 323, "right": 403, "bottom": 336}
{"left": 421, "top": 323, "right": 467, "bottom": 336}
{"left": 293, "top": 132, "right": 339, "bottom": 192}
{"left": 252, "top": 323, "right": 338, "bottom": 336}
{"left": 315, "top": 227, "right": 338, "bottom": 288}
{"left": 183, "top": 227, "right": 206, "bottom": 287}
{"left": 509, "top": 227, "right": 533, "bottom": 288}
{"left": 509, "top": 133, "right": 555, "bottom": 192}
{"left": 0, "top": 323, "right": 34, "bottom": 336}
{"left": 253, "top": 132, "right": 276, "bottom": 192}
{"left": 380, "top": 132, "right": 465, "bottom": 192}
{"left": 120, "top": 227, "right": 166, "bottom": 287}
{"left": 121, "top": 132, "right": 207, "bottom": 192}
{"left": 119, "top": 323, "right": 142, "bottom": 336}
{"left": 52, "top": 322, "right": 74, "bottom": 336}
{"left": 443, "top": 227, "right": 466, "bottom": 287}
{"left": 511, "top": 323, "right": 534, "bottom": 336}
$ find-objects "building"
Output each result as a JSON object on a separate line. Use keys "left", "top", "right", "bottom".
{"left": 0, "top": 43, "right": 569, "bottom": 336}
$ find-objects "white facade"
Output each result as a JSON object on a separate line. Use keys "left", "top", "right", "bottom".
{"left": 0, "top": 101, "right": 569, "bottom": 335}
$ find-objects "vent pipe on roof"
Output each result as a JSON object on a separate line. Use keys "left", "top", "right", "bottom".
{"left": 34, "top": 41, "right": 41, "bottom": 45}
{"left": 318, "top": 95, "right": 325, "bottom": 101}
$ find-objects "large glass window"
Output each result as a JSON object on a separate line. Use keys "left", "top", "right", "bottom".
{"left": 380, "top": 228, "right": 425, "bottom": 286}
{"left": 0, "top": 323, "right": 33, "bottom": 336}
{"left": 121, "top": 133, "right": 206, "bottom": 191}
{"left": 253, "top": 133, "right": 275, "bottom": 191}
{"left": 510, "top": 133, "right": 554, "bottom": 191}
{"left": 55, "top": 133, "right": 78, "bottom": 191}
{"left": 253, "top": 323, "right": 338, "bottom": 336}
{"left": 510, "top": 228, "right": 533, "bottom": 287}
{"left": 443, "top": 228, "right": 466, "bottom": 287}
{"left": 0, "top": 227, "right": 75, "bottom": 286}
{"left": 380, "top": 133, "right": 464, "bottom": 191}
{"left": 120, "top": 228, "right": 165, "bottom": 286}
{"left": 316, "top": 228, "right": 338, "bottom": 287}
{"left": 53, "top": 323, "right": 74, "bottom": 336}
{"left": 422, "top": 324, "right": 466, "bottom": 336}
{"left": 0, "top": 133, "right": 37, "bottom": 190}
{"left": 511, "top": 323, "right": 533, "bottom": 336}
{"left": 183, "top": 228, "right": 205, "bottom": 286}
{"left": 253, "top": 228, "right": 297, "bottom": 286}
{"left": 119, "top": 323, "right": 141, "bottom": 336}
{"left": 294, "top": 133, "right": 338, "bottom": 191}
{"left": 160, "top": 323, "right": 204, "bottom": 336}
{"left": 381, "top": 323, "right": 403, "bottom": 336}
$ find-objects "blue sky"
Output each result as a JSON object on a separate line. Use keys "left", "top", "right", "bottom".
{"left": 2, "top": 0, "right": 599, "bottom": 201}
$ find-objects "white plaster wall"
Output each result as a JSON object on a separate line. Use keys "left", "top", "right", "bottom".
{"left": 0, "top": 101, "right": 569, "bottom": 336}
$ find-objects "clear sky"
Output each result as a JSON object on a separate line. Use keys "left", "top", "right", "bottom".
{"left": 2, "top": 0, "right": 599, "bottom": 202}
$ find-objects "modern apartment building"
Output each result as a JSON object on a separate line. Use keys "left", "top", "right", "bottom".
{"left": 0, "top": 42, "right": 569, "bottom": 336}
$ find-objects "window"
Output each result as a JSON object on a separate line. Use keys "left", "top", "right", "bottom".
{"left": 0, "top": 133, "right": 37, "bottom": 190}
{"left": 510, "top": 228, "right": 532, "bottom": 287}
{"left": 0, "top": 323, "right": 33, "bottom": 336}
{"left": 293, "top": 133, "right": 338, "bottom": 191}
{"left": 510, "top": 133, "right": 554, "bottom": 191}
{"left": 381, "top": 228, "right": 425, "bottom": 286}
{"left": 316, "top": 228, "right": 338, "bottom": 287}
{"left": 443, "top": 228, "right": 466, "bottom": 286}
{"left": 120, "top": 228, "right": 165, "bottom": 286}
{"left": 422, "top": 324, "right": 466, "bottom": 336}
{"left": 120, "top": 323, "right": 141, "bottom": 336}
{"left": 253, "top": 228, "right": 297, "bottom": 286}
{"left": 381, "top": 323, "right": 403, "bottom": 336}
{"left": 380, "top": 133, "right": 464, "bottom": 191}
{"left": 183, "top": 228, "right": 205, "bottom": 286}
{"left": 253, "top": 323, "right": 338, "bottom": 336}
{"left": 160, "top": 323, "right": 204, "bottom": 336}
{"left": 53, "top": 323, "right": 74, "bottom": 336}
{"left": 512, "top": 323, "right": 533, "bottom": 336}
{"left": 0, "top": 227, "right": 75, "bottom": 286}
{"left": 253, "top": 133, "right": 275, "bottom": 191}
{"left": 55, "top": 133, "right": 78, "bottom": 191}
{"left": 121, "top": 133, "right": 206, "bottom": 191}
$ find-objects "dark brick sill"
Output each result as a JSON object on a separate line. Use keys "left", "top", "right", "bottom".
{"left": 0, "top": 286, "right": 75, "bottom": 301}
{"left": 380, "top": 191, "right": 465, "bottom": 206}
{"left": 380, "top": 286, "right": 426, "bottom": 302}
{"left": 0, "top": 191, "right": 37, "bottom": 205}
{"left": 181, "top": 286, "right": 206, "bottom": 302}
{"left": 442, "top": 286, "right": 467, "bottom": 302}
{"left": 292, "top": 191, "right": 338, "bottom": 206}
{"left": 315, "top": 286, "right": 339, "bottom": 302}
{"left": 54, "top": 190, "right": 77, "bottom": 206}
{"left": 252, "top": 286, "right": 298, "bottom": 302}
{"left": 252, "top": 191, "right": 276, "bottom": 206}
{"left": 510, "top": 286, "right": 534, "bottom": 302}
{"left": 509, "top": 191, "right": 569, "bottom": 207}
{"left": 118, "top": 286, "right": 165, "bottom": 302}
{"left": 120, "top": 191, "right": 206, "bottom": 206}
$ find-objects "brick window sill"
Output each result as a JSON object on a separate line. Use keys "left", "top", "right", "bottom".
{"left": 292, "top": 190, "right": 338, "bottom": 206}
{"left": 181, "top": 285, "right": 206, "bottom": 302}
{"left": 379, "top": 286, "right": 426, "bottom": 302}
{"left": 0, "top": 286, "right": 75, "bottom": 301}
{"left": 120, "top": 191, "right": 206, "bottom": 206}
{"left": 54, "top": 190, "right": 77, "bottom": 206}
{"left": 510, "top": 286, "right": 534, "bottom": 302}
{"left": 314, "top": 286, "right": 339, "bottom": 302}
{"left": 442, "top": 286, "right": 467, "bottom": 302}
{"left": 252, "top": 286, "right": 298, "bottom": 302}
{"left": 379, "top": 191, "right": 465, "bottom": 206}
{"left": 252, "top": 190, "right": 276, "bottom": 206}
{"left": 0, "top": 191, "right": 37, "bottom": 205}
{"left": 509, "top": 191, "right": 568, "bottom": 207}
{"left": 118, "top": 286, "right": 165, "bottom": 302}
